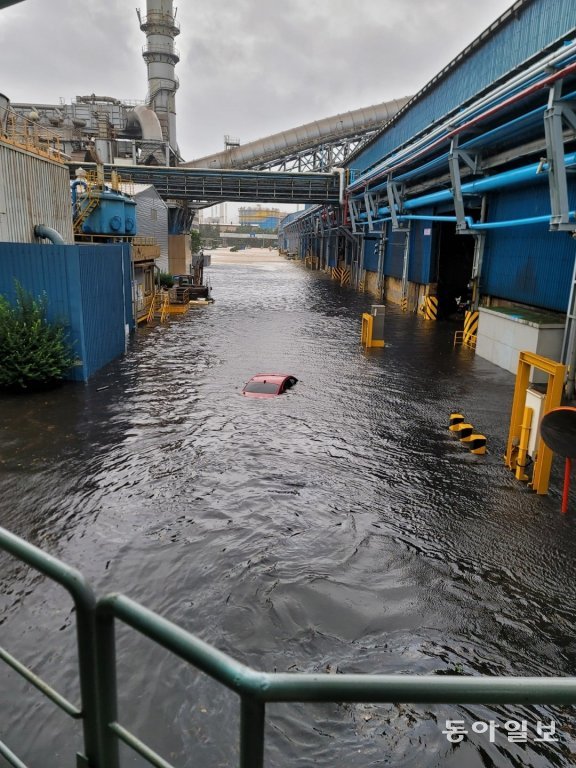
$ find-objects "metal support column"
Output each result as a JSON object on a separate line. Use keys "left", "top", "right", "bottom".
{"left": 401, "top": 222, "right": 411, "bottom": 305}
{"left": 376, "top": 224, "right": 387, "bottom": 296}
{"left": 448, "top": 137, "right": 479, "bottom": 232}
{"left": 386, "top": 175, "right": 405, "bottom": 231}
{"left": 544, "top": 82, "right": 576, "bottom": 232}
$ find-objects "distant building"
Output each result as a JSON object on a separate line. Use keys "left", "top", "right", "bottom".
{"left": 239, "top": 206, "right": 286, "bottom": 230}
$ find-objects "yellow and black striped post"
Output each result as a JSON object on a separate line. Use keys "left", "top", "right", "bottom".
{"left": 401, "top": 296, "right": 408, "bottom": 312}
{"left": 423, "top": 295, "right": 438, "bottom": 320}
{"left": 463, "top": 310, "right": 479, "bottom": 346}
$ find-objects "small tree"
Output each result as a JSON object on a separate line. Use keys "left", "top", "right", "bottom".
{"left": 190, "top": 229, "right": 201, "bottom": 254}
{"left": 0, "top": 283, "right": 75, "bottom": 391}
{"left": 158, "top": 271, "right": 175, "bottom": 289}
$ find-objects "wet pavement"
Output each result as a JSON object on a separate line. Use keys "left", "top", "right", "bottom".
{"left": 1, "top": 249, "right": 576, "bottom": 767}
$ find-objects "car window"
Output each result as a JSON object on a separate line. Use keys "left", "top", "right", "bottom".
{"left": 244, "top": 381, "right": 280, "bottom": 394}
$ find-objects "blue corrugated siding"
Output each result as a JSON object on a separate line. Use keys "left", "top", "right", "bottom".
{"left": 408, "top": 219, "right": 434, "bottom": 284}
{"left": 384, "top": 229, "right": 406, "bottom": 278}
{"left": 363, "top": 238, "right": 379, "bottom": 271}
{"left": 351, "top": 0, "right": 576, "bottom": 174}
{"left": 481, "top": 184, "right": 576, "bottom": 310}
{"left": 77, "top": 244, "right": 131, "bottom": 380}
{"left": 0, "top": 243, "right": 132, "bottom": 381}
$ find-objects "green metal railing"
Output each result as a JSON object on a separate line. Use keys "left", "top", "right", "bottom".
{"left": 0, "top": 526, "right": 100, "bottom": 768}
{"left": 2, "top": 524, "right": 576, "bottom": 767}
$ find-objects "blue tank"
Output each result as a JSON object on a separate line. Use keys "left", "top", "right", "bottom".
{"left": 82, "top": 190, "right": 125, "bottom": 236}
{"left": 123, "top": 197, "right": 137, "bottom": 236}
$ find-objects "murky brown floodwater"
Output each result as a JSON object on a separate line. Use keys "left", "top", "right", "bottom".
{"left": 1, "top": 251, "right": 576, "bottom": 768}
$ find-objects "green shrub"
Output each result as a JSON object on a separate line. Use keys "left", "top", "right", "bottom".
{"left": 0, "top": 284, "right": 75, "bottom": 391}
{"left": 158, "top": 271, "right": 175, "bottom": 289}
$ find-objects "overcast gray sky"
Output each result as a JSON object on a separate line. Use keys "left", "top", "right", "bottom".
{"left": 1, "top": 0, "right": 516, "bottom": 165}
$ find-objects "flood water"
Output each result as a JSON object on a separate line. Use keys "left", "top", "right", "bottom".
{"left": 1, "top": 250, "right": 576, "bottom": 768}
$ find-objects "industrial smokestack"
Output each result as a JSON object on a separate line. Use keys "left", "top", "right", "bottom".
{"left": 137, "top": 0, "right": 180, "bottom": 161}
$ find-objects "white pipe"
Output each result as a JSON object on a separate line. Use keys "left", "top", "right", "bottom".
{"left": 182, "top": 97, "right": 411, "bottom": 170}
{"left": 333, "top": 167, "right": 346, "bottom": 204}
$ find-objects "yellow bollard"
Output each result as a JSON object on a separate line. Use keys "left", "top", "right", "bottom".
{"left": 453, "top": 423, "right": 474, "bottom": 440}
{"left": 467, "top": 435, "right": 487, "bottom": 454}
{"left": 449, "top": 413, "right": 465, "bottom": 431}
{"left": 515, "top": 406, "right": 533, "bottom": 482}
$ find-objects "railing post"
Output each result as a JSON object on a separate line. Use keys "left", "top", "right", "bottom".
{"left": 94, "top": 602, "right": 121, "bottom": 768}
{"left": 239, "top": 697, "right": 265, "bottom": 768}
{"left": 0, "top": 526, "right": 102, "bottom": 768}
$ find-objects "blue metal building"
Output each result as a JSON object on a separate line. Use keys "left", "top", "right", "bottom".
{"left": 279, "top": 0, "right": 576, "bottom": 381}
{"left": 0, "top": 243, "right": 133, "bottom": 381}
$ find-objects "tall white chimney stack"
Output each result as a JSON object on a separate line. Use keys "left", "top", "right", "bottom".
{"left": 137, "top": 0, "right": 180, "bottom": 160}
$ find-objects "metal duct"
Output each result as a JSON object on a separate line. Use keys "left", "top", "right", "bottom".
{"left": 126, "top": 105, "right": 164, "bottom": 141}
{"left": 182, "top": 97, "right": 411, "bottom": 170}
{"left": 33, "top": 225, "right": 66, "bottom": 244}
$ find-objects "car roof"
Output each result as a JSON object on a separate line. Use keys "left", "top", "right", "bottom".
{"left": 249, "top": 374, "right": 295, "bottom": 383}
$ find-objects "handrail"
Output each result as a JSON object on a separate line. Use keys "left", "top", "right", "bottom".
{"left": 3, "top": 525, "right": 576, "bottom": 768}
{"left": 94, "top": 592, "right": 576, "bottom": 768}
{"left": 0, "top": 526, "right": 101, "bottom": 768}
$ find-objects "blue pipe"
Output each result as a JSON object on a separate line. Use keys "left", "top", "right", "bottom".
{"left": 70, "top": 179, "right": 87, "bottom": 211}
{"left": 352, "top": 49, "right": 576, "bottom": 193}
{"left": 356, "top": 95, "right": 572, "bottom": 198}
{"left": 357, "top": 212, "right": 576, "bottom": 230}
{"left": 34, "top": 225, "right": 66, "bottom": 244}
{"left": 365, "top": 152, "right": 576, "bottom": 217}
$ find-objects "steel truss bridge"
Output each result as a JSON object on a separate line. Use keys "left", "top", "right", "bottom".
{"left": 69, "top": 163, "right": 341, "bottom": 206}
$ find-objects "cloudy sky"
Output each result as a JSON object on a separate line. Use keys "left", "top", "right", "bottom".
{"left": 2, "top": 0, "right": 516, "bottom": 165}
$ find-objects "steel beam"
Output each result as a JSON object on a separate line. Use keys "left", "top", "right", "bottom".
{"left": 544, "top": 82, "right": 576, "bottom": 231}
{"left": 448, "top": 138, "right": 479, "bottom": 232}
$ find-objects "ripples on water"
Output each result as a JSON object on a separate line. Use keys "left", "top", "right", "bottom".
{"left": 1, "top": 255, "right": 576, "bottom": 766}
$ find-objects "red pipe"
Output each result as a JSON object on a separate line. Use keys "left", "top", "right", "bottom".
{"left": 350, "top": 59, "right": 576, "bottom": 193}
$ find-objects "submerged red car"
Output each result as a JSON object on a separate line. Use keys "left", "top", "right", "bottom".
{"left": 242, "top": 374, "right": 298, "bottom": 398}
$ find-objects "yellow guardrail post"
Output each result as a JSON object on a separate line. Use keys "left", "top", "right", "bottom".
{"left": 505, "top": 351, "right": 566, "bottom": 494}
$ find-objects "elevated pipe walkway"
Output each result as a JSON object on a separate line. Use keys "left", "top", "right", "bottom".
{"left": 68, "top": 163, "right": 341, "bottom": 205}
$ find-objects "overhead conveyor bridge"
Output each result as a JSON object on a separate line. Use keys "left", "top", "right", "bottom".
{"left": 68, "top": 163, "right": 341, "bottom": 205}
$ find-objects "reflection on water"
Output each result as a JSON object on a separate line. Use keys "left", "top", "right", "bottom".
{"left": 1, "top": 255, "right": 576, "bottom": 767}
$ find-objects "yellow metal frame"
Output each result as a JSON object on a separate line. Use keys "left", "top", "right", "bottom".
{"left": 504, "top": 351, "right": 566, "bottom": 494}
{"left": 361, "top": 313, "right": 385, "bottom": 348}
{"left": 453, "top": 330, "right": 477, "bottom": 349}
